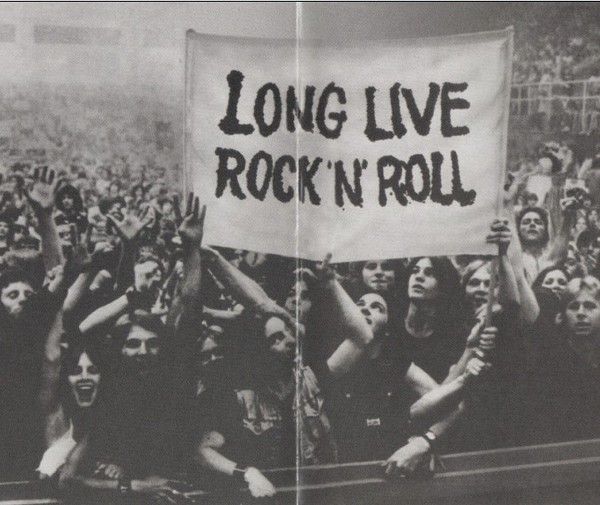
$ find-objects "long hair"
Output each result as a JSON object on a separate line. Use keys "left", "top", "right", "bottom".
{"left": 401, "top": 256, "right": 466, "bottom": 334}
{"left": 516, "top": 206, "right": 550, "bottom": 247}
{"left": 58, "top": 339, "right": 106, "bottom": 440}
{"left": 532, "top": 264, "right": 570, "bottom": 293}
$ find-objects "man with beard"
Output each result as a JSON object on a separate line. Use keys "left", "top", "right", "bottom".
{"left": 517, "top": 199, "right": 576, "bottom": 284}
{"left": 87, "top": 313, "right": 180, "bottom": 482}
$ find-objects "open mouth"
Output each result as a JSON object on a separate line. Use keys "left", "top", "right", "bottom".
{"left": 75, "top": 381, "right": 96, "bottom": 403}
{"left": 411, "top": 284, "right": 424, "bottom": 293}
{"left": 473, "top": 295, "right": 488, "bottom": 307}
{"left": 364, "top": 316, "right": 372, "bottom": 326}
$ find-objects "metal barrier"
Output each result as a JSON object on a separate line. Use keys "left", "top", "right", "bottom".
{"left": 3, "top": 438, "right": 600, "bottom": 505}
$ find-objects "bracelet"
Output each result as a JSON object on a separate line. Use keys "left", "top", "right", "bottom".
{"left": 421, "top": 431, "right": 438, "bottom": 453}
{"left": 117, "top": 477, "right": 131, "bottom": 495}
{"left": 232, "top": 464, "right": 248, "bottom": 485}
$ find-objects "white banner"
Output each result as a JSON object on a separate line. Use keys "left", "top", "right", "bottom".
{"left": 185, "top": 28, "right": 513, "bottom": 261}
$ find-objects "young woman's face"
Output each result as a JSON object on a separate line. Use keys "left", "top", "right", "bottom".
{"left": 465, "top": 265, "right": 491, "bottom": 310}
{"left": 356, "top": 293, "right": 388, "bottom": 337}
{"left": 542, "top": 269, "right": 568, "bottom": 296}
{"left": 361, "top": 260, "right": 395, "bottom": 293}
{"left": 564, "top": 291, "right": 600, "bottom": 338}
{"left": 67, "top": 352, "right": 100, "bottom": 408}
{"left": 408, "top": 258, "right": 439, "bottom": 301}
{"left": 1, "top": 281, "right": 34, "bottom": 319}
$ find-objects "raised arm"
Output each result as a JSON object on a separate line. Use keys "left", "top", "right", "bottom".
{"left": 26, "top": 166, "right": 64, "bottom": 270}
{"left": 487, "top": 219, "right": 520, "bottom": 307}
{"left": 63, "top": 241, "right": 114, "bottom": 315}
{"left": 505, "top": 201, "right": 540, "bottom": 324}
{"left": 547, "top": 197, "right": 577, "bottom": 264}
{"left": 79, "top": 293, "right": 129, "bottom": 335}
{"left": 176, "top": 193, "right": 205, "bottom": 306}
{"left": 316, "top": 254, "right": 374, "bottom": 378}
{"left": 202, "top": 246, "right": 295, "bottom": 327}
{"left": 39, "top": 305, "right": 69, "bottom": 446}
{"left": 107, "top": 208, "right": 154, "bottom": 295}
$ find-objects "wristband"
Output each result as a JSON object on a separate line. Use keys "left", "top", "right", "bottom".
{"left": 421, "top": 431, "right": 438, "bottom": 453}
{"left": 117, "top": 477, "right": 131, "bottom": 495}
{"left": 233, "top": 464, "right": 248, "bottom": 485}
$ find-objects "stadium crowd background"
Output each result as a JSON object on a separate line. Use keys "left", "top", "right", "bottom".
{"left": 1, "top": 2, "right": 600, "bottom": 500}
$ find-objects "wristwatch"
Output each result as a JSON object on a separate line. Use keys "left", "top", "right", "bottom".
{"left": 421, "top": 430, "right": 438, "bottom": 452}
{"left": 233, "top": 464, "right": 248, "bottom": 485}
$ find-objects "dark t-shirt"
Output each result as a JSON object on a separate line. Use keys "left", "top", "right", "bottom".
{"left": 0, "top": 290, "right": 59, "bottom": 478}
{"left": 518, "top": 321, "right": 600, "bottom": 445}
{"left": 398, "top": 324, "right": 464, "bottom": 384}
{"left": 194, "top": 379, "right": 296, "bottom": 471}
{"left": 88, "top": 366, "right": 185, "bottom": 477}
{"left": 318, "top": 336, "right": 412, "bottom": 463}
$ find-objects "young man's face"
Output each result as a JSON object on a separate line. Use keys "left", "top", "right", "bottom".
{"left": 465, "top": 265, "right": 491, "bottom": 310}
{"left": 519, "top": 211, "right": 547, "bottom": 247}
{"left": 564, "top": 291, "right": 600, "bottom": 339}
{"left": 68, "top": 352, "right": 100, "bottom": 408}
{"left": 356, "top": 293, "right": 388, "bottom": 337}
{"left": 265, "top": 316, "right": 296, "bottom": 362}
{"left": 1, "top": 281, "right": 35, "bottom": 319}
{"left": 361, "top": 260, "right": 395, "bottom": 293}
{"left": 408, "top": 258, "right": 439, "bottom": 301}
{"left": 121, "top": 325, "right": 161, "bottom": 374}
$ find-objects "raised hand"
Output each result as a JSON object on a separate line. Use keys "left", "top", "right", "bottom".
{"left": 44, "top": 264, "right": 65, "bottom": 294}
{"left": 106, "top": 210, "right": 152, "bottom": 243}
{"left": 560, "top": 196, "right": 578, "bottom": 214}
{"left": 26, "top": 166, "right": 59, "bottom": 214}
{"left": 178, "top": 192, "right": 206, "bottom": 247}
{"left": 486, "top": 219, "right": 511, "bottom": 256}
{"left": 314, "top": 253, "right": 336, "bottom": 283}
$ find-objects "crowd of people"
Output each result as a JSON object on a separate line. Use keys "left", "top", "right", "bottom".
{"left": 510, "top": 4, "right": 600, "bottom": 84}
{"left": 0, "top": 130, "right": 599, "bottom": 500}
{"left": 1, "top": 17, "right": 600, "bottom": 499}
